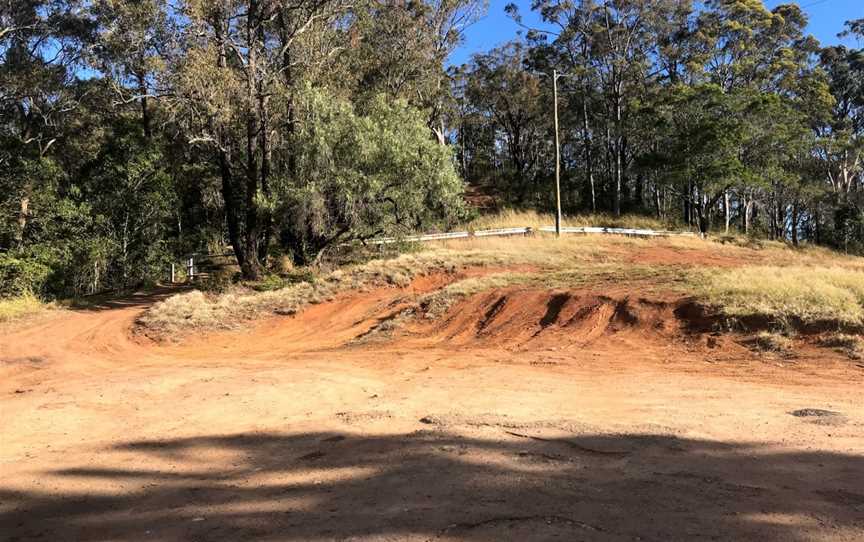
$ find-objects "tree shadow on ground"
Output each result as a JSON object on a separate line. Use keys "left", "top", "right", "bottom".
{"left": 69, "top": 286, "right": 186, "bottom": 312}
{"left": 2, "top": 430, "right": 863, "bottom": 541}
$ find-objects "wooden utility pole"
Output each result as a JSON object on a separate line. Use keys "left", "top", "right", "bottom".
{"left": 553, "top": 69, "right": 562, "bottom": 238}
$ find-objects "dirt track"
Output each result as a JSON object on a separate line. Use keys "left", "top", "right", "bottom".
{"left": 1, "top": 276, "right": 863, "bottom": 541}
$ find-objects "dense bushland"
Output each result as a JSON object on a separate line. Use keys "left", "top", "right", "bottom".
{"left": 1, "top": 0, "right": 862, "bottom": 303}
{"left": 1, "top": 0, "right": 478, "bottom": 297}
{"left": 454, "top": 2, "right": 864, "bottom": 244}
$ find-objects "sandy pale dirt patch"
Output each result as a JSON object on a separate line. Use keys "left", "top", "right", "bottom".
{"left": 1, "top": 284, "right": 863, "bottom": 541}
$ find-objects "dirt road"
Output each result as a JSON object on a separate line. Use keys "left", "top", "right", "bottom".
{"left": 1, "top": 281, "right": 863, "bottom": 541}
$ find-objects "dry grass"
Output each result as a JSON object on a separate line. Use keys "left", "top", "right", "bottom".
{"left": 693, "top": 266, "right": 864, "bottom": 326}
{"left": 139, "top": 245, "right": 604, "bottom": 338}
{"left": 434, "top": 235, "right": 618, "bottom": 269}
{"left": 818, "top": 333, "right": 864, "bottom": 360}
{"left": 141, "top": 274, "right": 347, "bottom": 338}
{"left": 140, "top": 216, "right": 864, "bottom": 338}
{"left": 749, "top": 331, "right": 796, "bottom": 356}
{"left": 721, "top": 240, "right": 864, "bottom": 269}
{"left": 467, "top": 209, "right": 864, "bottom": 268}
{"left": 0, "top": 294, "right": 54, "bottom": 325}
{"left": 466, "top": 209, "right": 678, "bottom": 231}
{"left": 139, "top": 233, "right": 654, "bottom": 338}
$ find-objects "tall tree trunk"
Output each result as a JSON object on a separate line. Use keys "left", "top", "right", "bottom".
{"left": 15, "top": 192, "right": 29, "bottom": 248}
{"left": 684, "top": 179, "right": 692, "bottom": 226}
{"left": 242, "top": 0, "right": 261, "bottom": 280}
{"left": 613, "top": 91, "right": 622, "bottom": 217}
{"left": 219, "top": 148, "right": 246, "bottom": 272}
{"left": 791, "top": 200, "right": 799, "bottom": 246}
{"left": 769, "top": 195, "right": 782, "bottom": 241}
{"left": 213, "top": 6, "right": 255, "bottom": 278}
{"left": 697, "top": 201, "right": 708, "bottom": 236}
{"left": 581, "top": 94, "right": 596, "bottom": 212}
{"left": 460, "top": 118, "right": 468, "bottom": 178}
{"left": 137, "top": 73, "right": 151, "bottom": 139}
{"left": 256, "top": 12, "right": 272, "bottom": 266}
{"left": 723, "top": 189, "right": 731, "bottom": 234}
{"left": 277, "top": 12, "right": 297, "bottom": 177}
{"left": 814, "top": 206, "right": 821, "bottom": 245}
{"left": 781, "top": 202, "right": 787, "bottom": 241}
{"left": 605, "top": 122, "right": 613, "bottom": 212}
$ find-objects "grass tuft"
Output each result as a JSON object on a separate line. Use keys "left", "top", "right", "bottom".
{"left": 0, "top": 294, "right": 53, "bottom": 324}
{"left": 749, "top": 331, "right": 796, "bottom": 356}
{"left": 818, "top": 333, "right": 864, "bottom": 360}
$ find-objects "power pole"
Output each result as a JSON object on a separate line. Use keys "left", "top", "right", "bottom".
{"left": 533, "top": 69, "right": 566, "bottom": 236}
{"left": 553, "top": 69, "right": 562, "bottom": 238}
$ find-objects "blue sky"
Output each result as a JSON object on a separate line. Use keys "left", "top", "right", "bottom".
{"left": 450, "top": 0, "right": 863, "bottom": 66}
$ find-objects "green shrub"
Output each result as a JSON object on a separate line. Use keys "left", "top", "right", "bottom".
{"left": 249, "top": 274, "right": 288, "bottom": 292}
{"left": 0, "top": 255, "right": 51, "bottom": 297}
{"left": 276, "top": 87, "right": 468, "bottom": 266}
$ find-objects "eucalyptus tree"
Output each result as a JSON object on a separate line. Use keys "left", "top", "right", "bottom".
{"left": 813, "top": 19, "right": 864, "bottom": 250}
{"left": 513, "top": 0, "right": 602, "bottom": 210}
{"left": 462, "top": 42, "right": 551, "bottom": 204}
{"left": 508, "top": 0, "right": 698, "bottom": 215}
{"left": 0, "top": 0, "right": 94, "bottom": 249}
{"left": 820, "top": 19, "right": 864, "bottom": 198}
{"left": 90, "top": 0, "right": 173, "bottom": 138}
{"left": 169, "top": 0, "right": 353, "bottom": 279}
{"left": 346, "top": 0, "right": 486, "bottom": 144}
{"left": 276, "top": 86, "right": 467, "bottom": 265}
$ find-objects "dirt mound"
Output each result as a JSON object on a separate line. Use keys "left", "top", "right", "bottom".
{"left": 407, "top": 288, "right": 695, "bottom": 350}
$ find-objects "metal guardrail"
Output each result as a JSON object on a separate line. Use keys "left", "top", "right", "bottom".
{"left": 367, "top": 227, "right": 533, "bottom": 245}
{"left": 171, "top": 226, "right": 696, "bottom": 281}
{"left": 367, "top": 231, "right": 469, "bottom": 245}
{"left": 473, "top": 227, "right": 533, "bottom": 237}
{"left": 538, "top": 226, "right": 697, "bottom": 237}
{"left": 367, "top": 225, "right": 694, "bottom": 245}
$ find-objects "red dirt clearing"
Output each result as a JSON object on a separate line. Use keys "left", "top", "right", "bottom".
{"left": 1, "top": 273, "right": 863, "bottom": 541}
